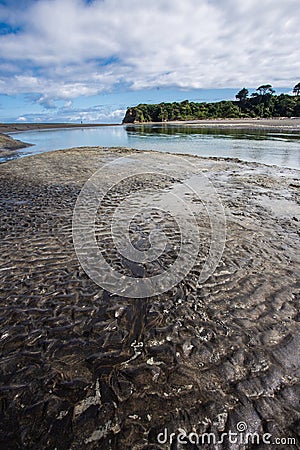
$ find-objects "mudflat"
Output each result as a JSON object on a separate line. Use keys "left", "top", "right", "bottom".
{"left": 0, "top": 147, "right": 299, "bottom": 449}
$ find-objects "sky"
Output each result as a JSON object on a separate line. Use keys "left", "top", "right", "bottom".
{"left": 0, "top": 0, "right": 299, "bottom": 123}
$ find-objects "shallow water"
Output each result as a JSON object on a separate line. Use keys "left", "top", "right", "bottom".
{"left": 2, "top": 124, "right": 300, "bottom": 169}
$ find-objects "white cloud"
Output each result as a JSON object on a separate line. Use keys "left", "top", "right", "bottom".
{"left": 14, "top": 105, "right": 126, "bottom": 124}
{"left": 0, "top": 0, "right": 299, "bottom": 105}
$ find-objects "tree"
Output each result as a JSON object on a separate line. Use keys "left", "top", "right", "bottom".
{"left": 256, "top": 84, "right": 275, "bottom": 96}
{"left": 122, "top": 93, "right": 300, "bottom": 123}
{"left": 293, "top": 82, "right": 300, "bottom": 96}
{"left": 235, "top": 88, "right": 249, "bottom": 102}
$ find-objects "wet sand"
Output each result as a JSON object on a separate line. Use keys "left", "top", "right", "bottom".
{"left": 0, "top": 147, "right": 299, "bottom": 449}
{"left": 166, "top": 118, "right": 300, "bottom": 131}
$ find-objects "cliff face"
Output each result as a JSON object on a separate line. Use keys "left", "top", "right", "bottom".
{"left": 122, "top": 107, "right": 139, "bottom": 124}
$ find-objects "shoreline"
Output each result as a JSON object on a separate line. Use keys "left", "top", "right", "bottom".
{"left": 1, "top": 117, "right": 300, "bottom": 136}
{"left": 128, "top": 117, "right": 300, "bottom": 131}
{"left": 0, "top": 132, "right": 32, "bottom": 151}
{"left": 0, "top": 147, "right": 299, "bottom": 448}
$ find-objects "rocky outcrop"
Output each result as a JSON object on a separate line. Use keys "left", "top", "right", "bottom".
{"left": 122, "top": 107, "right": 139, "bottom": 124}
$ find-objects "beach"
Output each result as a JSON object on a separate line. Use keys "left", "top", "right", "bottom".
{"left": 167, "top": 117, "right": 300, "bottom": 131}
{"left": 0, "top": 146, "right": 299, "bottom": 448}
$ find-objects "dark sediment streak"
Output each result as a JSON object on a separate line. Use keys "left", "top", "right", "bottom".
{"left": 0, "top": 147, "right": 299, "bottom": 449}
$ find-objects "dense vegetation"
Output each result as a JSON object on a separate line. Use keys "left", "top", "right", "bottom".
{"left": 122, "top": 83, "right": 300, "bottom": 123}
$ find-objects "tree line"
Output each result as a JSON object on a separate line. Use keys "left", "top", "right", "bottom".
{"left": 122, "top": 83, "right": 300, "bottom": 123}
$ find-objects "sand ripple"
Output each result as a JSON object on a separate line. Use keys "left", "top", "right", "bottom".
{"left": 0, "top": 148, "right": 299, "bottom": 449}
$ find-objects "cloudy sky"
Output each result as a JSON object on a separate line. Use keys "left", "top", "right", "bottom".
{"left": 0, "top": 0, "right": 299, "bottom": 123}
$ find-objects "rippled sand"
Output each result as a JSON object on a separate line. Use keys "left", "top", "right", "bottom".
{"left": 0, "top": 147, "right": 299, "bottom": 449}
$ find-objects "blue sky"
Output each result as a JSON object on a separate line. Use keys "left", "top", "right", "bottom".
{"left": 0, "top": 0, "right": 299, "bottom": 123}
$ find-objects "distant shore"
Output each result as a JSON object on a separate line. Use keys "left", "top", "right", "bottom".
{"left": 0, "top": 122, "right": 119, "bottom": 133}
{"left": 135, "top": 117, "right": 300, "bottom": 131}
{"left": 1, "top": 118, "right": 300, "bottom": 135}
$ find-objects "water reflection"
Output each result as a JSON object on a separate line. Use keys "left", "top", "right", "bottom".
{"left": 125, "top": 124, "right": 300, "bottom": 142}
{"left": 1, "top": 124, "right": 299, "bottom": 169}
{"left": 124, "top": 124, "right": 300, "bottom": 169}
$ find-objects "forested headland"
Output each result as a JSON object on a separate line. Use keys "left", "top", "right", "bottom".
{"left": 122, "top": 83, "right": 300, "bottom": 123}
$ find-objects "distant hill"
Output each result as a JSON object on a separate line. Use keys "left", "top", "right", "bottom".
{"left": 122, "top": 93, "right": 300, "bottom": 123}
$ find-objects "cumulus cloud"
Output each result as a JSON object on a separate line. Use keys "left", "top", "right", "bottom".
{"left": 0, "top": 0, "right": 299, "bottom": 106}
